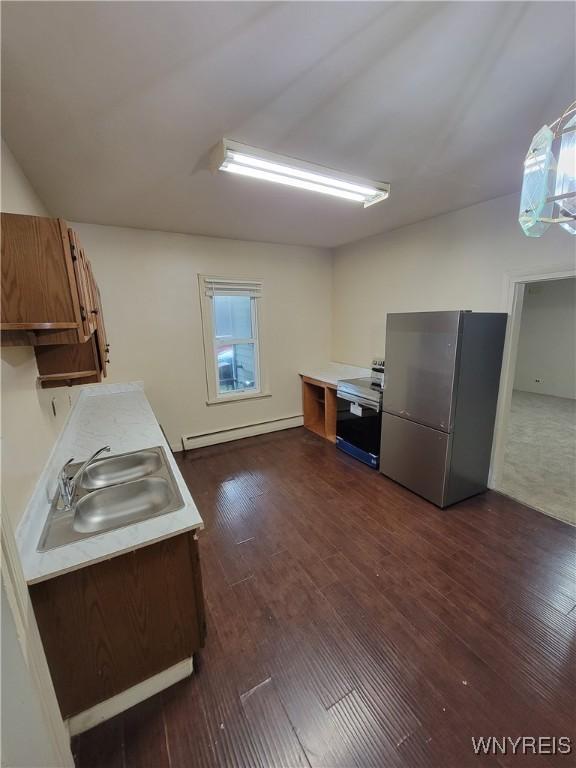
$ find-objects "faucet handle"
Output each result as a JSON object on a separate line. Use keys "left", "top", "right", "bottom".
{"left": 57, "top": 458, "right": 75, "bottom": 509}
{"left": 60, "top": 458, "right": 75, "bottom": 478}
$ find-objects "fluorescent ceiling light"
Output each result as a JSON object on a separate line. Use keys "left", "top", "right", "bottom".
{"left": 211, "top": 139, "right": 390, "bottom": 207}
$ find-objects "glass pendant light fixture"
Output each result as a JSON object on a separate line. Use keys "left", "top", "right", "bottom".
{"left": 554, "top": 108, "right": 576, "bottom": 234}
{"left": 519, "top": 100, "right": 576, "bottom": 236}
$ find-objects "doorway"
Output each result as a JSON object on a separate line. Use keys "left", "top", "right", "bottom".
{"left": 495, "top": 276, "right": 576, "bottom": 525}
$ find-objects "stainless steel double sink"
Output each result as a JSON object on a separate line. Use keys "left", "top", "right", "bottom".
{"left": 38, "top": 446, "right": 184, "bottom": 552}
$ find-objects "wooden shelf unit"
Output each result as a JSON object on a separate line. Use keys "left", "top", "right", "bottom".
{"left": 301, "top": 375, "right": 338, "bottom": 443}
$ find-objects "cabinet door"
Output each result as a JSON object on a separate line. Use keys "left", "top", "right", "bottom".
{"left": 81, "top": 248, "right": 98, "bottom": 336}
{"left": 86, "top": 260, "right": 109, "bottom": 377}
{"left": 1, "top": 214, "right": 84, "bottom": 341}
{"left": 30, "top": 534, "right": 200, "bottom": 718}
{"left": 67, "top": 228, "right": 96, "bottom": 340}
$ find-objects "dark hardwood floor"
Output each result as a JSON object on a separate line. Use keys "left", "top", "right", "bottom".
{"left": 72, "top": 427, "right": 576, "bottom": 768}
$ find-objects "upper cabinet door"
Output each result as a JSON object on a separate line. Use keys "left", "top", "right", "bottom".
{"left": 0, "top": 213, "right": 93, "bottom": 344}
{"left": 86, "top": 260, "right": 109, "bottom": 377}
{"left": 67, "top": 228, "right": 96, "bottom": 340}
{"left": 1, "top": 214, "right": 83, "bottom": 334}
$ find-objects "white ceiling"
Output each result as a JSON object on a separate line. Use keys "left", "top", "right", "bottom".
{"left": 2, "top": 1, "right": 574, "bottom": 248}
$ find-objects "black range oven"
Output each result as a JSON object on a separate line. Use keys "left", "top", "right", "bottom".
{"left": 336, "top": 377, "right": 383, "bottom": 468}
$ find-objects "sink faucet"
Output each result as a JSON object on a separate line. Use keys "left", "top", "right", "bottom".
{"left": 58, "top": 446, "right": 111, "bottom": 511}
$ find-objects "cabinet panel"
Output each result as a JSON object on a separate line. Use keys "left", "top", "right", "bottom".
{"left": 68, "top": 228, "right": 97, "bottom": 339}
{"left": 188, "top": 534, "right": 206, "bottom": 646}
{"left": 86, "top": 260, "right": 109, "bottom": 376}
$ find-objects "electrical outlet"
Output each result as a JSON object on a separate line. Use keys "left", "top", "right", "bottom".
{"left": 534, "top": 378, "right": 542, "bottom": 383}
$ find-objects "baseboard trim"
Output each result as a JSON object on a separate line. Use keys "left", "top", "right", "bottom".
{"left": 181, "top": 415, "right": 303, "bottom": 450}
{"left": 66, "top": 657, "right": 193, "bottom": 736}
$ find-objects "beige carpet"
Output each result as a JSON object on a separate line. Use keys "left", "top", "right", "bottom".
{"left": 498, "top": 390, "right": 576, "bottom": 526}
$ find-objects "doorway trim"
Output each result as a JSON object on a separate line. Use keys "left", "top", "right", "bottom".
{"left": 489, "top": 262, "right": 576, "bottom": 490}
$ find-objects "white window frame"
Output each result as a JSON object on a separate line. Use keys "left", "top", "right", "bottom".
{"left": 198, "top": 275, "right": 269, "bottom": 405}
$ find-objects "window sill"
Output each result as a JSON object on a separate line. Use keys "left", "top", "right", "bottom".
{"left": 206, "top": 390, "right": 272, "bottom": 406}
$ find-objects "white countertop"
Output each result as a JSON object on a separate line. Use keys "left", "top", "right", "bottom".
{"left": 16, "top": 382, "right": 204, "bottom": 584}
{"left": 299, "top": 361, "right": 372, "bottom": 387}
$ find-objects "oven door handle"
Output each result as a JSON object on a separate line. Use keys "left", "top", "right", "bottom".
{"left": 337, "top": 390, "right": 381, "bottom": 412}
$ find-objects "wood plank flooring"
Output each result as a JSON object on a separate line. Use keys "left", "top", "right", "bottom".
{"left": 72, "top": 427, "right": 576, "bottom": 768}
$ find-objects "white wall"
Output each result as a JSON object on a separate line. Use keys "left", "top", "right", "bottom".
{"left": 0, "top": 146, "right": 330, "bottom": 767}
{"left": 1, "top": 139, "right": 74, "bottom": 529}
{"left": 1, "top": 139, "right": 74, "bottom": 767}
{"left": 332, "top": 193, "right": 576, "bottom": 365}
{"left": 1, "top": 579, "right": 67, "bottom": 768}
{"left": 1, "top": 138, "right": 49, "bottom": 216}
{"left": 73, "top": 222, "right": 333, "bottom": 448}
{"left": 514, "top": 278, "right": 576, "bottom": 399}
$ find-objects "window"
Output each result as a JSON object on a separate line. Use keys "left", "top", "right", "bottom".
{"left": 199, "top": 276, "right": 266, "bottom": 403}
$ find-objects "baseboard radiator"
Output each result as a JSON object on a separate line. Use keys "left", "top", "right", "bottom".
{"left": 181, "top": 414, "right": 303, "bottom": 451}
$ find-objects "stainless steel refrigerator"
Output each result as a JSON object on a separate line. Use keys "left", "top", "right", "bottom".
{"left": 379, "top": 311, "right": 507, "bottom": 508}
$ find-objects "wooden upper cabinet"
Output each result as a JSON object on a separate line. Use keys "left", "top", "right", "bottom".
{"left": 1, "top": 213, "right": 90, "bottom": 343}
{"left": 1, "top": 213, "right": 110, "bottom": 387}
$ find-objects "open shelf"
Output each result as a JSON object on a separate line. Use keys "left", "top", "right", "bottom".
{"left": 1, "top": 322, "right": 79, "bottom": 330}
{"left": 301, "top": 376, "right": 337, "bottom": 443}
{"left": 38, "top": 370, "right": 98, "bottom": 382}
{"left": 38, "top": 370, "right": 99, "bottom": 389}
{"left": 35, "top": 334, "right": 103, "bottom": 389}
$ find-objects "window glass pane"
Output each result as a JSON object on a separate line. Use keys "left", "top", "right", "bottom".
{"left": 214, "top": 295, "right": 253, "bottom": 340}
{"left": 217, "top": 343, "right": 257, "bottom": 394}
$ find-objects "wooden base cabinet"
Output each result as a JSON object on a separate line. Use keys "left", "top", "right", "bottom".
{"left": 30, "top": 532, "right": 206, "bottom": 719}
